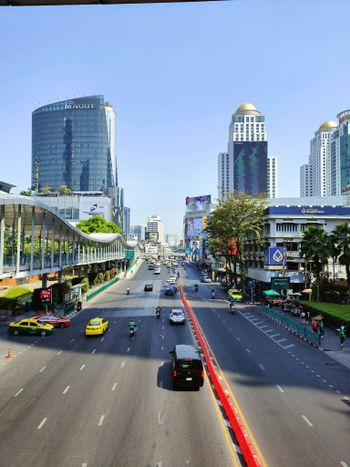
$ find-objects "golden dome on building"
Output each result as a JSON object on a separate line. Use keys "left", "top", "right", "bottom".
{"left": 235, "top": 102, "right": 260, "bottom": 115}
{"left": 318, "top": 120, "right": 337, "bottom": 131}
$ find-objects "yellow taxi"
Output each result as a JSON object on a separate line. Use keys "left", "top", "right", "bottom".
{"left": 8, "top": 318, "right": 54, "bottom": 337}
{"left": 228, "top": 289, "right": 243, "bottom": 302}
{"left": 85, "top": 317, "right": 109, "bottom": 336}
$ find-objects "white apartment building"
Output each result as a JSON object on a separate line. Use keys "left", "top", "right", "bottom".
{"left": 217, "top": 152, "right": 231, "bottom": 200}
{"left": 300, "top": 164, "right": 313, "bottom": 197}
{"left": 267, "top": 155, "right": 278, "bottom": 198}
{"left": 146, "top": 215, "right": 164, "bottom": 244}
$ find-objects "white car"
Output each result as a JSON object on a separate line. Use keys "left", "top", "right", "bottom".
{"left": 154, "top": 268, "right": 161, "bottom": 274}
{"left": 169, "top": 309, "right": 186, "bottom": 325}
{"left": 167, "top": 276, "right": 177, "bottom": 283}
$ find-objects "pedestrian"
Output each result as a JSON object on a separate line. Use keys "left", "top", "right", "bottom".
{"left": 300, "top": 311, "right": 306, "bottom": 326}
{"left": 338, "top": 325, "right": 346, "bottom": 347}
{"left": 319, "top": 320, "right": 325, "bottom": 338}
{"left": 306, "top": 311, "right": 310, "bottom": 325}
{"left": 311, "top": 320, "right": 318, "bottom": 334}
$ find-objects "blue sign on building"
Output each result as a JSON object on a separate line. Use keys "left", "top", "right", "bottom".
{"left": 265, "top": 246, "right": 286, "bottom": 266}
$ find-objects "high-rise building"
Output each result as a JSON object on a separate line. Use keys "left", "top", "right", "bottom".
{"left": 165, "top": 234, "right": 179, "bottom": 247}
{"left": 328, "top": 110, "right": 350, "bottom": 196}
{"left": 32, "top": 95, "right": 117, "bottom": 194}
{"left": 229, "top": 103, "right": 268, "bottom": 195}
{"left": 309, "top": 121, "right": 337, "bottom": 197}
{"left": 131, "top": 225, "right": 146, "bottom": 241}
{"left": 146, "top": 215, "right": 164, "bottom": 244}
{"left": 300, "top": 164, "right": 313, "bottom": 197}
{"left": 217, "top": 152, "right": 231, "bottom": 201}
{"left": 123, "top": 207, "right": 130, "bottom": 237}
{"left": 267, "top": 155, "right": 278, "bottom": 198}
{"left": 219, "top": 103, "right": 268, "bottom": 200}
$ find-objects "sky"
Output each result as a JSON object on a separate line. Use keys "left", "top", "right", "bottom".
{"left": 0, "top": 0, "right": 349, "bottom": 237}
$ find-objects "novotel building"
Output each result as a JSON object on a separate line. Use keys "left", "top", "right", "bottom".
{"left": 32, "top": 95, "right": 117, "bottom": 194}
{"left": 242, "top": 196, "right": 350, "bottom": 290}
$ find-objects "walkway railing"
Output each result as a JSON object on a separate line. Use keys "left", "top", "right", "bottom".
{"left": 261, "top": 305, "right": 321, "bottom": 347}
{"left": 86, "top": 276, "right": 120, "bottom": 302}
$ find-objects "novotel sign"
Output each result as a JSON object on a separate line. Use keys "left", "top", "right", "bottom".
{"left": 65, "top": 103, "right": 95, "bottom": 110}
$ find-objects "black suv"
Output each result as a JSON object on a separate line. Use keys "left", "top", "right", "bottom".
{"left": 144, "top": 284, "right": 153, "bottom": 292}
{"left": 169, "top": 344, "right": 204, "bottom": 390}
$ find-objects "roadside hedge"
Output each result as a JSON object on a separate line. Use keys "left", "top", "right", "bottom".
{"left": 299, "top": 300, "right": 350, "bottom": 329}
{"left": 0, "top": 287, "right": 32, "bottom": 311}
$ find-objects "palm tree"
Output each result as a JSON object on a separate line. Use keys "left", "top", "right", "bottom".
{"left": 332, "top": 222, "right": 350, "bottom": 296}
{"left": 329, "top": 232, "right": 341, "bottom": 283}
{"left": 300, "top": 226, "right": 331, "bottom": 302}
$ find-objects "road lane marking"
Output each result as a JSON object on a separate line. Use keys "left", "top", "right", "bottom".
{"left": 340, "top": 461, "right": 349, "bottom": 467}
{"left": 121, "top": 361, "right": 125, "bottom": 368}
{"left": 343, "top": 396, "right": 349, "bottom": 401}
{"left": 98, "top": 415, "right": 105, "bottom": 426}
{"left": 276, "top": 385, "right": 284, "bottom": 393}
{"left": 92, "top": 349, "right": 96, "bottom": 354}
{"left": 276, "top": 338, "right": 287, "bottom": 344}
{"left": 158, "top": 412, "right": 162, "bottom": 425}
{"left": 37, "top": 418, "right": 47, "bottom": 429}
{"left": 70, "top": 338, "right": 75, "bottom": 343}
{"left": 63, "top": 385, "right": 70, "bottom": 394}
{"left": 246, "top": 348, "right": 251, "bottom": 354}
{"left": 127, "top": 347, "right": 131, "bottom": 352}
{"left": 56, "top": 350, "right": 62, "bottom": 355}
{"left": 283, "top": 344, "right": 295, "bottom": 350}
{"left": 302, "top": 415, "right": 313, "bottom": 427}
{"left": 80, "top": 364, "right": 86, "bottom": 371}
{"left": 316, "top": 374, "right": 320, "bottom": 378}
{"left": 259, "top": 364, "right": 265, "bottom": 371}
{"left": 336, "top": 390, "right": 341, "bottom": 394}
{"left": 329, "top": 384, "right": 334, "bottom": 389}
{"left": 101, "top": 337, "right": 105, "bottom": 342}
{"left": 236, "top": 337, "right": 240, "bottom": 341}
{"left": 161, "top": 346, "right": 164, "bottom": 351}
{"left": 112, "top": 383, "right": 117, "bottom": 391}
{"left": 14, "top": 388, "right": 23, "bottom": 397}
{"left": 229, "top": 328, "right": 232, "bottom": 331}
{"left": 323, "top": 379, "right": 327, "bottom": 383}
{"left": 270, "top": 334, "right": 280, "bottom": 338}
{"left": 39, "top": 366, "right": 46, "bottom": 373}
{"left": 82, "top": 463, "right": 87, "bottom": 467}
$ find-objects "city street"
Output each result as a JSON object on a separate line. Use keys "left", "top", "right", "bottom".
{"left": 184, "top": 264, "right": 350, "bottom": 467}
{"left": 0, "top": 263, "right": 238, "bottom": 467}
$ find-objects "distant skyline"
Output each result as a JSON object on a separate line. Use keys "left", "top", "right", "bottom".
{"left": 1, "top": 0, "right": 349, "bottom": 237}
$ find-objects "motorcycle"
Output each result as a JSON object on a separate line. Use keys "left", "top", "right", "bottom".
{"left": 126, "top": 288, "right": 130, "bottom": 295}
{"left": 194, "top": 284, "right": 198, "bottom": 292}
{"left": 211, "top": 291, "right": 215, "bottom": 299}
{"left": 229, "top": 303, "right": 235, "bottom": 314}
{"left": 156, "top": 307, "right": 161, "bottom": 318}
{"left": 129, "top": 328, "right": 135, "bottom": 337}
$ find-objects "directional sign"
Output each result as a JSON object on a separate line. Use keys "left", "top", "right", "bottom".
{"left": 271, "top": 277, "right": 290, "bottom": 290}
{"left": 125, "top": 250, "right": 134, "bottom": 260}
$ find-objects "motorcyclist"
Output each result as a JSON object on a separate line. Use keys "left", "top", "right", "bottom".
{"left": 194, "top": 284, "right": 198, "bottom": 292}
{"left": 211, "top": 289, "right": 215, "bottom": 299}
{"left": 156, "top": 306, "right": 161, "bottom": 317}
{"left": 229, "top": 301, "right": 235, "bottom": 313}
{"left": 126, "top": 287, "right": 130, "bottom": 295}
{"left": 128, "top": 319, "right": 136, "bottom": 333}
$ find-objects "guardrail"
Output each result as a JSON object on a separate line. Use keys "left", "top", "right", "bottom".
{"left": 180, "top": 285, "right": 262, "bottom": 467}
{"left": 86, "top": 276, "right": 120, "bottom": 302}
{"left": 261, "top": 305, "right": 321, "bottom": 347}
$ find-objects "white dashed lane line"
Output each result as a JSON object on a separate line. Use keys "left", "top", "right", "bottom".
{"left": 14, "top": 388, "right": 23, "bottom": 397}
{"left": 37, "top": 417, "right": 47, "bottom": 430}
{"left": 98, "top": 415, "right": 105, "bottom": 426}
{"left": 121, "top": 362, "right": 125, "bottom": 368}
{"left": 56, "top": 350, "right": 62, "bottom": 355}
{"left": 91, "top": 349, "right": 96, "bottom": 354}
{"left": 276, "top": 385, "right": 285, "bottom": 393}
{"left": 112, "top": 382, "right": 117, "bottom": 391}
{"left": 70, "top": 338, "right": 75, "bottom": 343}
{"left": 63, "top": 385, "right": 70, "bottom": 394}
{"left": 259, "top": 364, "right": 265, "bottom": 371}
{"left": 80, "top": 364, "right": 86, "bottom": 371}
{"left": 302, "top": 415, "right": 314, "bottom": 427}
{"left": 39, "top": 366, "right": 46, "bottom": 373}
{"left": 246, "top": 348, "right": 251, "bottom": 354}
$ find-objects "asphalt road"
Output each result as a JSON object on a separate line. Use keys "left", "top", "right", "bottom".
{"left": 0, "top": 262, "right": 238, "bottom": 467}
{"left": 183, "top": 263, "right": 350, "bottom": 467}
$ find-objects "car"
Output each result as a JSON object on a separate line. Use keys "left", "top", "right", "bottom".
{"left": 200, "top": 276, "right": 212, "bottom": 283}
{"left": 166, "top": 276, "right": 177, "bottom": 283}
{"left": 165, "top": 285, "right": 177, "bottom": 296}
{"left": 85, "top": 317, "right": 109, "bottom": 336}
{"left": 35, "top": 313, "right": 71, "bottom": 328}
{"left": 144, "top": 283, "right": 153, "bottom": 292}
{"left": 169, "top": 308, "right": 185, "bottom": 325}
{"left": 228, "top": 289, "right": 243, "bottom": 302}
{"left": 154, "top": 268, "right": 161, "bottom": 274}
{"left": 8, "top": 318, "right": 54, "bottom": 336}
{"left": 169, "top": 344, "right": 204, "bottom": 390}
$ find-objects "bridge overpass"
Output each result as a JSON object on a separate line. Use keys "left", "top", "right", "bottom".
{"left": 0, "top": 194, "right": 143, "bottom": 284}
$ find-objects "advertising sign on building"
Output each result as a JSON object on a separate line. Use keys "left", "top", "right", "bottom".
{"left": 265, "top": 247, "right": 286, "bottom": 268}
{"left": 185, "top": 217, "right": 203, "bottom": 238}
{"left": 79, "top": 197, "right": 111, "bottom": 221}
{"left": 40, "top": 288, "right": 52, "bottom": 302}
{"left": 185, "top": 195, "right": 211, "bottom": 213}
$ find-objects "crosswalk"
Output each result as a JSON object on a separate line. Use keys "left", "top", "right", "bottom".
{"left": 241, "top": 312, "right": 295, "bottom": 351}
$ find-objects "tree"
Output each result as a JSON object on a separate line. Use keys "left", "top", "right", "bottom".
{"left": 205, "top": 191, "right": 267, "bottom": 291}
{"left": 76, "top": 215, "right": 123, "bottom": 235}
{"left": 20, "top": 188, "right": 32, "bottom": 196}
{"left": 329, "top": 232, "right": 341, "bottom": 284}
{"left": 42, "top": 185, "right": 52, "bottom": 194}
{"left": 300, "top": 225, "right": 331, "bottom": 302}
{"left": 332, "top": 222, "right": 350, "bottom": 295}
{"left": 58, "top": 184, "right": 71, "bottom": 195}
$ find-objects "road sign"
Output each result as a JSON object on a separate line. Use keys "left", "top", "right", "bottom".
{"left": 40, "top": 288, "right": 52, "bottom": 302}
{"left": 125, "top": 250, "right": 134, "bottom": 260}
{"left": 271, "top": 277, "right": 290, "bottom": 290}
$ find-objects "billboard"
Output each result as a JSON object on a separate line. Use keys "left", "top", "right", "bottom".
{"left": 186, "top": 195, "right": 211, "bottom": 213}
{"left": 185, "top": 217, "right": 203, "bottom": 238}
{"left": 265, "top": 247, "right": 286, "bottom": 268}
{"left": 233, "top": 142, "right": 268, "bottom": 195}
{"left": 79, "top": 196, "right": 111, "bottom": 221}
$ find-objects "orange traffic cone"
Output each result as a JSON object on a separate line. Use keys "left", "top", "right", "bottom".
{"left": 7, "top": 348, "right": 12, "bottom": 359}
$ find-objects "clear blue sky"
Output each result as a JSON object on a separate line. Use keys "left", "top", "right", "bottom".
{"left": 0, "top": 0, "right": 349, "bottom": 236}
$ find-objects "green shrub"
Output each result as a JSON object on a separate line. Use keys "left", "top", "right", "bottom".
{"left": 81, "top": 277, "right": 89, "bottom": 294}
{"left": 5, "top": 287, "right": 31, "bottom": 299}
{"left": 104, "top": 271, "right": 111, "bottom": 281}
{"left": 300, "top": 300, "right": 350, "bottom": 327}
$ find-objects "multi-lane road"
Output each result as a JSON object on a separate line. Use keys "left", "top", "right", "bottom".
{"left": 0, "top": 261, "right": 349, "bottom": 467}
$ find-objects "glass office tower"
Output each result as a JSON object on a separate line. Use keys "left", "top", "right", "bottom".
{"left": 32, "top": 95, "right": 117, "bottom": 194}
